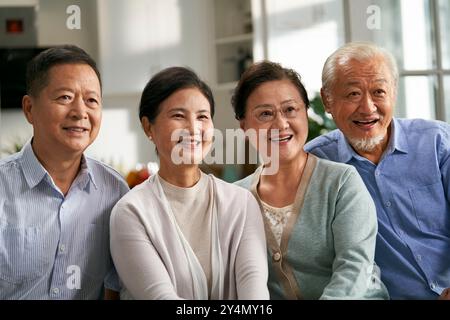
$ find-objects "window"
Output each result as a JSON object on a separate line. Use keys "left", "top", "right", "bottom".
{"left": 346, "top": 0, "right": 450, "bottom": 121}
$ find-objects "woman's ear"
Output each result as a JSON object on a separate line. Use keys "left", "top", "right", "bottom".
{"left": 239, "top": 118, "right": 246, "bottom": 131}
{"left": 141, "top": 117, "right": 153, "bottom": 141}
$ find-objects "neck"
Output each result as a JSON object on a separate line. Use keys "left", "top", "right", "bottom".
{"left": 261, "top": 151, "right": 308, "bottom": 185}
{"left": 31, "top": 140, "right": 82, "bottom": 195}
{"left": 355, "top": 144, "right": 385, "bottom": 164}
{"left": 158, "top": 164, "right": 201, "bottom": 188}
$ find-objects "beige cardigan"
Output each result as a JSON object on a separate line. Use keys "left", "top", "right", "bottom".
{"left": 110, "top": 173, "right": 269, "bottom": 300}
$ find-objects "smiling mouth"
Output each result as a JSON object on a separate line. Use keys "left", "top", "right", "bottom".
{"left": 177, "top": 136, "right": 202, "bottom": 146}
{"left": 270, "top": 135, "right": 293, "bottom": 143}
{"left": 353, "top": 119, "right": 379, "bottom": 126}
{"left": 63, "top": 127, "right": 88, "bottom": 133}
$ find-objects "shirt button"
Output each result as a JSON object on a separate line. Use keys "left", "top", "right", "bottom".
{"left": 430, "top": 283, "right": 436, "bottom": 290}
{"left": 273, "top": 252, "right": 281, "bottom": 262}
{"left": 416, "top": 254, "right": 422, "bottom": 261}
{"left": 375, "top": 171, "right": 380, "bottom": 176}
{"left": 385, "top": 201, "right": 391, "bottom": 207}
{"left": 59, "top": 244, "right": 66, "bottom": 252}
{"left": 52, "top": 287, "right": 60, "bottom": 295}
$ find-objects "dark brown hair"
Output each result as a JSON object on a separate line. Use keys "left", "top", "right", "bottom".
{"left": 231, "top": 60, "right": 309, "bottom": 120}
{"left": 139, "top": 66, "right": 214, "bottom": 123}
{"left": 26, "top": 45, "right": 101, "bottom": 96}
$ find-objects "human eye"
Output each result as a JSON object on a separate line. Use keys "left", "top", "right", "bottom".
{"left": 57, "top": 94, "right": 73, "bottom": 103}
{"left": 86, "top": 97, "right": 100, "bottom": 106}
{"left": 347, "top": 91, "right": 360, "bottom": 97}
{"left": 257, "top": 109, "right": 274, "bottom": 122}
{"left": 198, "top": 113, "right": 210, "bottom": 120}
{"left": 172, "top": 113, "right": 184, "bottom": 119}
{"left": 373, "top": 89, "right": 386, "bottom": 97}
{"left": 283, "top": 106, "right": 298, "bottom": 117}
{"left": 346, "top": 90, "right": 361, "bottom": 101}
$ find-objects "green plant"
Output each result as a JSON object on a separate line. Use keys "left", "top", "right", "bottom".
{"left": 307, "top": 95, "right": 336, "bottom": 142}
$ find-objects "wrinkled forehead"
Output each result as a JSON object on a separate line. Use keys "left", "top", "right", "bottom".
{"left": 336, "top": 57, "right": 394, "bottom": 85}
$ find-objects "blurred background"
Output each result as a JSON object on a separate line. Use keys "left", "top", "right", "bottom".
{"left": 0, "top": 0, "right": 449, "bottom": 184}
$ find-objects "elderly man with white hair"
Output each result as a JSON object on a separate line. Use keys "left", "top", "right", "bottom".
{"left": 305, "top": 42, "right": 450, "bottom": 300}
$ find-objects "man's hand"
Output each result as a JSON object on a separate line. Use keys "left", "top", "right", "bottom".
{"left": 438, "top": 288, "right": 450, "bottom": 300}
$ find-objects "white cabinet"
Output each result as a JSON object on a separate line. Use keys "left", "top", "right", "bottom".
{"left": 213, "top": 0, "right": 257, "bottom": 89}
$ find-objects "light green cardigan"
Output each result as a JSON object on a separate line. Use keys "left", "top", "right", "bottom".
{"left": 235, "top": 154, "right": 389, "bottom": 299}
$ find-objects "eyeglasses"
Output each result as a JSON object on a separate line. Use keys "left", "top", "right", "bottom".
{"left": 252, "top": 105, "right": 302, "bottom": 123}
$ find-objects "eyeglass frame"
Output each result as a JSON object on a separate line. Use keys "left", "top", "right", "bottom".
{"left": 250, "top": 100, "right": 305, "bottom": 123}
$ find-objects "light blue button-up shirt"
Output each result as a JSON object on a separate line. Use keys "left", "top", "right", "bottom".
{"left": 305, "top": 118, "right": 450, "bottom": 299}
{"left": 0, "top": 140, "right": 129, "bottom": 299}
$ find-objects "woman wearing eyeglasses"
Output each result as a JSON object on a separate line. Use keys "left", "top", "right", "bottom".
{"left": 233, "top": 61, "right": 389, "bottom": 299}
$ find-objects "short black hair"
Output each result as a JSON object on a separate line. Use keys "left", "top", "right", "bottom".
{"left": 231, "top": 60, "right": 309, "bottom": 120}
{"left": 26, "top": 45, "right": 101, "bottom": 96}
{"left": 139, "top": 66, "right": 214, "bottom": 123}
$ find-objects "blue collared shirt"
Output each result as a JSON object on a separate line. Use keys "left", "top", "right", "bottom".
{"left": 0, "top": 140, "right": 129, "bottom": 299}
{"left": 305, "top": 118, "right": 450, "bottom": 299}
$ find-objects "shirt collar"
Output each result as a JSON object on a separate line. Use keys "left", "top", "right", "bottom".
{"left": 337, "top": 130, "right": 355, "bottom": 163}
{"left": 19, "top": 139, "right": 97, "bottom": 191}
{"left": 81, "top": 157, "right": 98, "bottom": 190}
{"left": 19, "top": 139, "right": 48, "bottom": 189}
{"left": 336, "top": 117, "right": 408, "bottom": 163}
{"left": 389, "top": 118, "right": 409, "bottom": 154}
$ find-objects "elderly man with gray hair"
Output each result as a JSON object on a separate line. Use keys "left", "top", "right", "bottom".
{"left": 305, "top": 42, "right": 450, "bottom": 300}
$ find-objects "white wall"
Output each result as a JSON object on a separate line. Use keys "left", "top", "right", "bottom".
{"left": 95, "top": 0, "right": 215, "bottom": 171}
{"left": 264, "top": 0, "right": 345, "bottom": 97}
{"left": 37, "top": 0, "right": 99, "bottom": 59}
{"left": 0, "top": 0, "right": 99, "bottom": 157}
{"left": 97, "top": 0, "right": 214, "bottom": 96}
{"left": 1, "top": 0, "right": 217, "bottom": 174}
{"left": 0, "top": 0, "right": 36, "bottom": 5}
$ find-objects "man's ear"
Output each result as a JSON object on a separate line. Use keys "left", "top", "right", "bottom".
{"left": 320, "top": 88, "right": 332, "bottom": 113}
{"left": 22, "top": 95, "right": 34, "bottom": 125}
{"left": 141, "top": 117, "right": 153, "bottom": 141}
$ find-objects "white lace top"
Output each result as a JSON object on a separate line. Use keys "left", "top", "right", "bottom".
{"left": 261, "top": 200, "right": 294, "bottom": 246}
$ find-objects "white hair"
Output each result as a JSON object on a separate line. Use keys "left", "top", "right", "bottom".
{"left": 347, "top": 135, "right": 385, "bottom": 152}
{"left": 322, "top": 42, "right": 398, "bottom": 103}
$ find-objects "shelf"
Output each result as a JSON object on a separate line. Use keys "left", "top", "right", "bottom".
{"left": 215, "top": 33, "right": 253, "bottom": 45}
{"left": 213, "top": 0, "right": 254, "bottom": 86}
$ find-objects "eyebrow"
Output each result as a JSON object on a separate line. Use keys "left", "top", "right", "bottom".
{"left": 253, "top": 99, "right": 298, "bottom": 109}
{"left": 253, "top": 104, "right": 274, "bottom": 110}
{"left": 345, "top": 79, "right": 388, "bottom": 86}
{"left": 280, "top": 99, "right": 298, "bottom": 105}
{"left": 168, "top": 108, "right": 210, "bottom": 113}
{"left": 53, "top": 87, "right": 100, "bottom": 96}
{"left": 86, "top": 90, "right": 100, "bottom": 97}
{"left": 53, "top": 87, "right": 74, "bottom": 93}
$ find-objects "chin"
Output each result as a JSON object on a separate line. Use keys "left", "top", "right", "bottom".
{"left": 180, "top": 151, "right": 204, "bottom": 165}
{"left": 65, "top": 141, "right": 90, "bottom": 153}
{"left": 347, "top": 135, "right": 385, "bottom": 152}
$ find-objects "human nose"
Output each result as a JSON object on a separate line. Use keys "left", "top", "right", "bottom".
{"left": 272, "top": 110, "right": 289, "bottom": 129}
{"left": 187, "top": 116, "right": 201, "bottom": 135}
{"left": 70, "top": 96, "right": 88, "bottom": 120}
{"left": 359, "top": 94, "right": 377, "bottom": 114}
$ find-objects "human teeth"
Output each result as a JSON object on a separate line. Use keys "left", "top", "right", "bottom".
{"left": 271, "top": 136, "right": 291, "bottom": 142}
{"left": 356, "top": 120, "right": 377, "bottom": 124}
{"left": 179, "top": 139, "right": 201, "bottom": 145}
{"left": 67, "top": 128, "right": 84, "bottom": 132}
